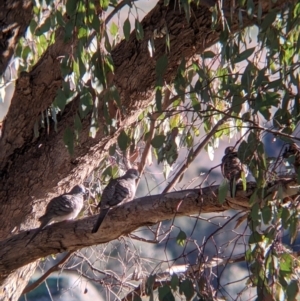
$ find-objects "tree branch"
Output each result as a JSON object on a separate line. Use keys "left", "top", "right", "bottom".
{"left": 22, "top": 251, "right": 73, "bottom": 295}
{"left": 1, "top": 176, "right": 299, "bottom": 276}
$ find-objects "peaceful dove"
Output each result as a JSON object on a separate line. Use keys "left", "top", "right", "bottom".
{"left": 26, "top": 184, "right": 86, "bottom": 246}
{"left": 282, "top": 143, "right": 300, "bottom": 173}
{"left": 221, "top": 146, "right": 248, "bottom": 197}
{"left": 91, "top": 169, "right": 139, "bottom": 233}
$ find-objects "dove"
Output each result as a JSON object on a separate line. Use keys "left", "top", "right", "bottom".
{"left": 221, "top": 146, "right": 248, "bottom": 197}
{"left": 91, "top": 169, "right": 139, "bottom": 233}
{"left": 26, "top": 184, "right": 86, "bottom": 246}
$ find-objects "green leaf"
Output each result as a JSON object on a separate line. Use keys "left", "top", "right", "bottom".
{"left": 123, "top": 18, "right": 131, "bottom": 41}
{"left": 234, "top": 47, "right": 255, "bottom": 63}
{"left": 250, "top": 202, "right": 260, "bottom": 222}
{"left": 202, "top": 51, "right": 215, "bottom": 59}
{"left": 66, "top": 0, "right": 78, "bottom": 16}
{"left": 117, "top": 130, "right": 130, "bottom": 151}
{"left": 261, "top": 10, "right": 277, "bottom": 32}
{"left": 56, "top": 10, "right": 65, "bottom": 27}
{"left": 247, "top": 0, "right": 254, "bottom": 17}
{"left": 280, "top": 253, "right": 293, "bottom": 273}
{"left": 156, "top": 55, "right": 168, "bottom": 77}
{"left": 110, "top": 22, "right": 118, "bottom": 37}
{"left": 90, "top": 14, "right": 101, "bottom": 31}
{"left": 29, "top": 19, "right": 38, "bottom": 34}
{"left": 35, "top": 17, "right": 52, "bottom": 36}
{"left": 109, "top": 144, "right": 116, "bottom": 156}
{"left": 179, "top": 279, "right": 194, "bottom": 301}
{"left": 145, "top": 274, "right": 156, "bottom": 297}
{"left": 135, "top": 19, "right": 144, "bottom": 40}
{"left": 100, "top": 0, "right": 110, "bottom": 10}
{"left": 232, "top": 95, "right": 244, "bottom": 114}
{"left": 156, "top": 88, "right": 162, "bottom": 112}
{"left": 74, "top": 113, "right": 82, "bottom": 139}
{"left": 261, "top": 206, "right": 272, "bottom": 224}
{"left": 151, "top": 135, "right": 165, "bottom": 148}
{"left": 176, "top": 230, "right": 186, "bottom": 247}
{"left": 181, "top": 0, "right": 191, "bottom": 22}
{"left": 170, "top": 274, "right": 179, "bottom": 291}
{"left": 54, "top": 89, "right": 67, "bottom": 111}
{"left": 104, "top": 31, "right": 112, "bottom": 52}
{"left": 158, "top": 285, "right": 175, "bottom": 301}
{"left": 63, "top": 127, "right": 74, "bottom": 155}
{"left": 287, "top": 281, "right": 299, "bottom": 301}
{"left": 64, "top": 20, "right": 74, "bottom": 42}
{"left": 218, "top": 179, "right": 229, "bottom": 204}
{"left": 248, "top": 231, "right": 263, "bottom": 244}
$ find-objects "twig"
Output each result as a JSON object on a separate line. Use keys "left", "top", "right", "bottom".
{"left": 22, "top": 251, "right": 73, "bottom": 295}
{"left": 106, "top": 0, "right": 139, "bottom": 25}
{"left": 137, "top": 88, "right": 173, "bottom": 186}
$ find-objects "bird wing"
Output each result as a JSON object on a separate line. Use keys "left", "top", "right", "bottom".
{"left": 98, "top": 179, "right": 118, "bottom": 209}
{"left": 92, "top": 178, "right": 136, "bottom": 233}
{"left": 39, "top": 194, "right": 79, "bottom": 222}
{"left": 107, "top": 178, "right": 134, "bottom": 207}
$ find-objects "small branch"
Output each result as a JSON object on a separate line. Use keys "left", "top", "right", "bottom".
{"left": 120, "top": 252, "right": 250, "bottom": 301}
{"left": 22, "top": 251, "right": 73, "bottom": 295}
{"left": 162, "top": 113, "right": 231, "bottom": 192}
{"left": 105, "top": 0, "right": 139, "bottom": 25}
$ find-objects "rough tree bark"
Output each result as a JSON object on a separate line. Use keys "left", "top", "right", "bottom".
{"left": 0, "top": 0, "right": 294, "bottom": 300}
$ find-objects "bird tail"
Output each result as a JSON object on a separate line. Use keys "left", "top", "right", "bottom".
{"left": 25, "top": 228, "right": 42, "bottom": 247}
{"left": 91, "top": 208, "right": 109, "bottom": 233}
{"left": 25, "top": 220, "right": 48, "bottom": 247}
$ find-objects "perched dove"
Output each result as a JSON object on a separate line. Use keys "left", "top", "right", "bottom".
{"left": 221, "top": 146, "right": 248, "bottom": 197}
{"left": 91, "top": 169, "right": 139, "bottom": 233}
{"left": 282, "top": 143, "right": 300, "bottom": 173}
{"left": 26, "top": 184, "right": 86, "bottom": 246}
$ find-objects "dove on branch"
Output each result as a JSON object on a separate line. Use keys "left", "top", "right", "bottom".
{"left": 91, "top": 169, "right": 139, "bottom": 233}
{"left": 26, "top": 184, "right": 86, "bottom": 246}
{"left": 221, "top": 146, "right": 248, "bottom": 197}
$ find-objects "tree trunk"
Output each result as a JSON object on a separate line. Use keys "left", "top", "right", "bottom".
{"left": 0, "top": 0, "right": 294, "bottom": 300}
{"left": 0, "top": 0, "right": 33, "bottom": 75}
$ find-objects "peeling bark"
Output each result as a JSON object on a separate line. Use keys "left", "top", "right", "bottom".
{"left": 0, "top": 0, "right": 296, "bottom": 300}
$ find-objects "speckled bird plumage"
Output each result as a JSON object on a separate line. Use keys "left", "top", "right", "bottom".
{"left": 26, "top": 184, "right": 86, "bottom": 246}
{"left": 91, "top": 169, "right": 139, "bottom": 233}
{"left": 282, "top": 143, "right": 300, "bottom": 173}
{"left": 221, "top": 146, "right": 248, "bottom": 197}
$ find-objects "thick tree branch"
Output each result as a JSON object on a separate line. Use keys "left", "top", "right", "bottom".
{"left": 1, "top": 177, "right": 299, "bottom": 277}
